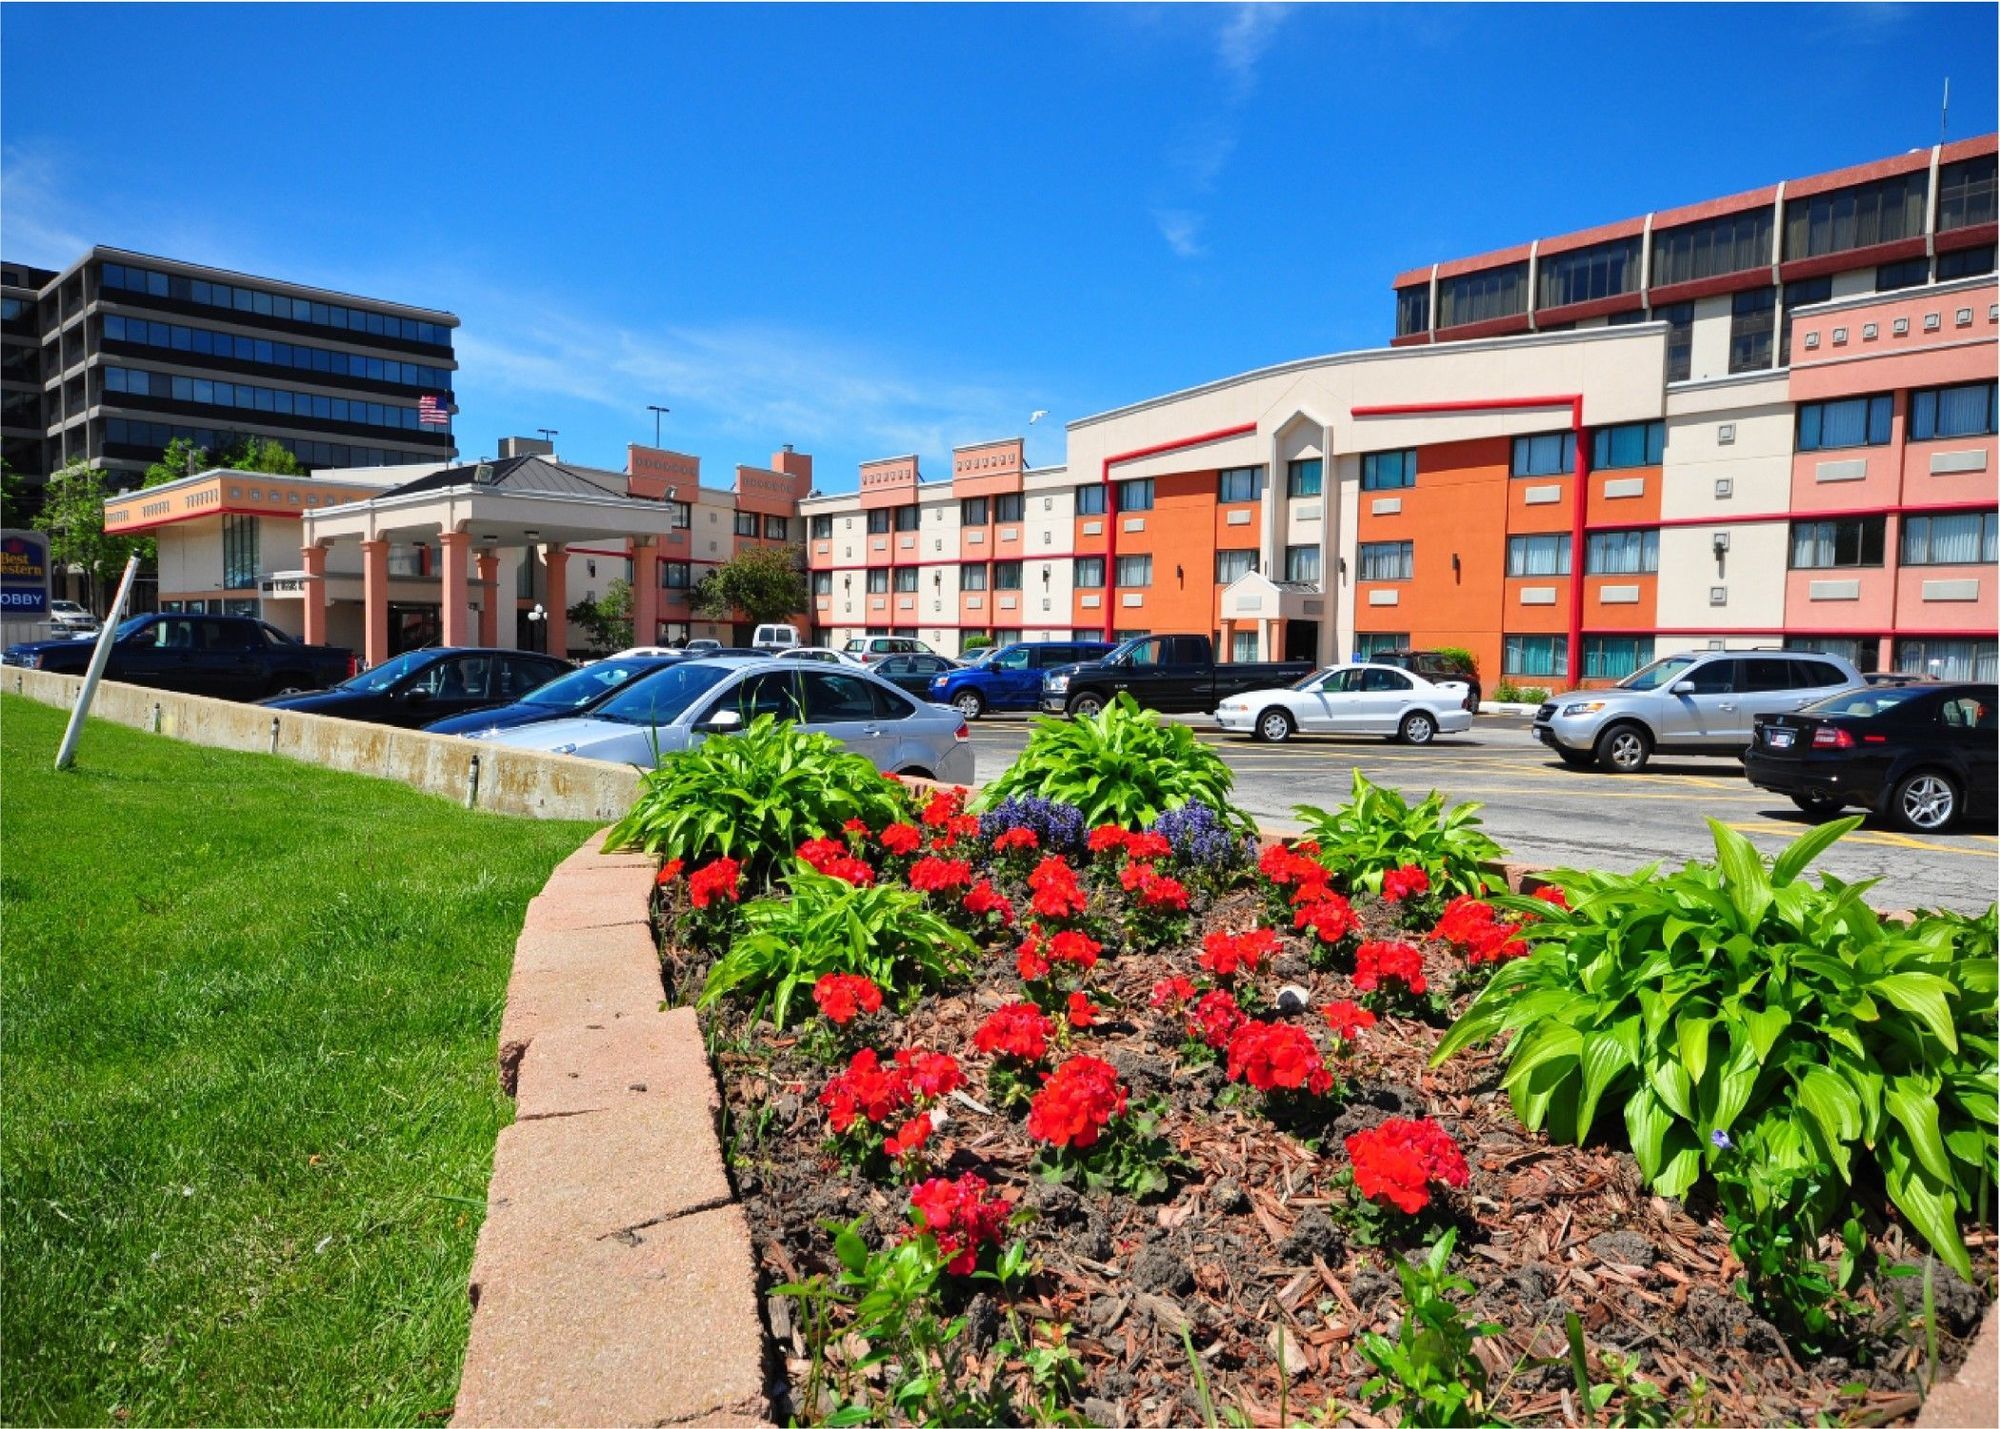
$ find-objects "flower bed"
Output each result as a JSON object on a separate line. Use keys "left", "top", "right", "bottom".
{"left": 618, "top": 715, "right": 1996, "bottom": 1426}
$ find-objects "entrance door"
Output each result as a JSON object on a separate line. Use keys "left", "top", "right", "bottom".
{"left": 389, "top": 604, "right": 441, "bottom": 654}
{"left": 1285, "top": 620, "right": 1318, "bottom": 663}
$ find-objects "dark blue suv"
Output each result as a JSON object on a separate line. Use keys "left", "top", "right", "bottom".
{"left": 927, "top": 640, "right": 1114, "bottom": 719}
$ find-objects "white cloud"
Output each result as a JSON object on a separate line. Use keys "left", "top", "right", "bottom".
{"left": 1152, "top": 209, "right": 1206, "bottom": 259}
{"left": 1216, "top": 2, "right": 1293, "bottom": 93}
{"left": 1150, "top": 4, "right": 1293, "bottom": 259}
{"left": 0, "top": 144, "right": 93, "bottom": 265}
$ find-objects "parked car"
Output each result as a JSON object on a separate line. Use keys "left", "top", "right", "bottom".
{"left": 475, "top": 657, "right": 975, "bottom": 783}
{"left": 1532, "top": 650, "right": 1864, "bottom": 772}
{"left": 1862, "top": 671, "right": 1936, "bottom": 688}
{"left": 1365, "top": 648, "right": 1482, "bottom": 712}
{"left": 1214, "top": 663, "right": 1474, "bottom": 745}
{"left": 843, "top": 635, "right": 937, "bottom": 665}
{"left": 871, "top": 652, "right": 959, "bottom": 699}
{"left": 778, "top": 646, "right": 871, "bottom": 668}
{"left": 261, "top": 647, "right": 572, "bottom": 728}
{"left": 1039, "top": 634, "right": 1316, "bottom": 718}
{"left": 421, "top": 655, "right": 681, "bottom": 736}
{"left": 611, "top": 645, "right": 689, "bottom": 659}
{"left": 1744, "top": 682, "right": 1996, "bottom": 832}
{"left": 927, "top": 640, "right": 1116, "bottom": 719}
{"left": 47, "top": 599, "right": 100, "bottom": 635}
{"left": 684, "top": 638, "right": 723, "bottom": 654}
{"left": 752, "top": 622, "right": 801, "bottom": 652}
{"left": 3, "top": 613, "right": 353, "bottom": 699}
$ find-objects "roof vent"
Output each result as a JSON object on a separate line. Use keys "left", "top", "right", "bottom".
{"left": 473, "top": 462, "right": 496, "bottom": 485}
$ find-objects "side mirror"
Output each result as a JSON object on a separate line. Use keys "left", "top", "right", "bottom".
{"left": 697, "top": 708, "right": 744, "bottom": 735}
{"left": 403, "top": 687, "right": 432, "bottom": 703}
{"left": 1671, "top": 680, "right": 1696, "bottom": 695}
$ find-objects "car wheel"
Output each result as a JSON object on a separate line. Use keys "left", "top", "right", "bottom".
{"left": 1067, "top": 692, "right": 1105, "bottom": 719}
{"left": 952, "top": 690, "right": 985, "bottom": 720}
{"left": 1253, "top": 708, "right": 1294, "bottom": 743}
{"left": 267, "top": 678, "right": 309, "bottom": 697}
{"left": 1595, "top": 723, "right": 1651, "bottom": 773}
{"left": 1556, "top": 748, "right": 1595, "bottom": 769}
{"left": 1399, "top": 710, "right": 1437, "bottom": 745}
{"left": 899, "top": 766, "right": 936, "bottom": 781}
{"left": 1890, "top": 769, "right": 1959, "bottom": 833}
{"left": 1790, "top": 792, "right": 1846, "bottom": 819}
{"left": 1465, "top": 683, "right": 1482, "bottom": 713}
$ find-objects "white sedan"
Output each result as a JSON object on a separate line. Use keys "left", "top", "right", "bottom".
{"left": 1214, "top": 663, "right": 1474, "bottom": 745}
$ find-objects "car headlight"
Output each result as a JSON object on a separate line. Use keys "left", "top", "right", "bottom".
{"left": 1562, "top": 701, "right": 1606, "bottom": 716}
{"left": 1045, "top": 674, "right": 1070, "bottom": 693}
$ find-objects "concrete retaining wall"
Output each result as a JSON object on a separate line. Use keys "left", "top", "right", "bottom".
{"left": 6, "top": 668, "right": 641, "bottom": 823}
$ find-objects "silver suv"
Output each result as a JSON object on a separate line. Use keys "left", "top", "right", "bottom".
{"left": 1533, "top": 650, "right": 1865, "bottom": 772}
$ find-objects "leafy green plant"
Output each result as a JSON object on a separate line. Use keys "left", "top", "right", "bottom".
{"left": 975, "top": 693, "right": 1254, "bottom": 836}
{"left": 1356, "top": 1228, "right": 1500, "bottom": 1428}
{"left": 607, "top": 716, "right": 908, "bottom": 885}
{"left": 1713, "top": 1147, "right": 1866, "bottom": 1353}
{"left": 1293, "top": 769, "right": 1504, "bottom": 898}
{"left": 1434, "top": 817, "right": 1999, "bottom": 1281}
{"left": 701, "top": 864, "right": 977, "bottom": 1028}
{"left": 1566, "top": 1309, "right": 1670, "bottom": 1427}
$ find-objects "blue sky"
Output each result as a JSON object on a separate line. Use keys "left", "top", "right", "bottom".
{"left": 4, "top": 3, "right": 1994, "bottom": 490}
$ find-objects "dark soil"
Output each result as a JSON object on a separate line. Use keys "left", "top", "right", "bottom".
{"left": 665, "top": 868, "right": 1995, "bottom": 1427}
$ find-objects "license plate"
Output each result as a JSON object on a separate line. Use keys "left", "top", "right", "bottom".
{"left": 1767, "top": 729, "right": 1795, "bottom": 749}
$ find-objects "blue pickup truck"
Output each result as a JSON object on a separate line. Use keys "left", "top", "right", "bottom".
{"left": 926, "top": 639, "right": 1114, "bottom": 719}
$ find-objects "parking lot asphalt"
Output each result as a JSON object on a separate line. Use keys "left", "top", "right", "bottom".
{"left": 961, "top": 713, "right": 1998, "bottom": 915}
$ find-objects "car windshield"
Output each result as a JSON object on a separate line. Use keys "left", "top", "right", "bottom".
{"left": 338, "top": 649, "right": 436, "bottom": 693}
{"left": 593, "top": 661, "right": 736, "bottom": 726}
{"left": 1805, "top": 686, "right": 1929, "bottom": 719}
{"left": 960, "top": 647, "right": 997, "bottom": 667}
{"left": 113, "top": 616, "right": 152, "bottom": 641}
{"left": 1617, "top": 654, "right": 1700, "bottom": 691}
{"left": 1288, "top": 666, "right": 1336, "bottom": 691}
{"left": 524, "top": 659, "right": 654, "bottom": 709}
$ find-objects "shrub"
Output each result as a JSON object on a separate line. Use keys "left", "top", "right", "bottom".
{"left": 702, "top": 864, "right": 978, "bottom": 1028}
{"left": 1433, "top": 818, "right": 1999, "bottom": 1279}
{"left": 608, "top": 716, "right": 908, "bottom": 886}
{"left": 1293, "top": 770, "right": 1503, "bottom": 899}
{"left": 975, "top": 694, "right": 1253, "bottom": 837}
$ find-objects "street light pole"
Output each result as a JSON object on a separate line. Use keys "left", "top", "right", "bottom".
{"left": 647, "top": 404, "right": 670, "bottom": 447}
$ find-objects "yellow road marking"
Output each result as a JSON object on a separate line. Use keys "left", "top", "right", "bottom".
{"left": 1719, "top": 821, "right": 1994, "bottom": 857}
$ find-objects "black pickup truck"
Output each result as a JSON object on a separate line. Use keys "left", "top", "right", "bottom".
{"left": 1038, "top": 634, "right": 1316, "bottom": 718}
{"left": 3, "top": 613, "right": 354, "bottom": 700}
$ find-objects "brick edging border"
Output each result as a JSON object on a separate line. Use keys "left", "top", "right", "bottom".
{"left": 452, "top": 829, "right": 768, "bottom": 1427}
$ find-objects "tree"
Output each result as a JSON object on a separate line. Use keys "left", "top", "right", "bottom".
{"left": 32, "top": 460, "right": 139, "bottom": 612}
{"left": 143, "top": 437, "right": 211, "bottom": 489}
{"left": 690, "top": 544, "right": 809, "bottom": 625}
{"left": 0, "top": 459, "right": 29, "bottom": 529}
{"left": 567, "top": 577, "right": 634, "bottom": 654}
{"left": 219, "top": 437, "right": 304, "bottom": 475}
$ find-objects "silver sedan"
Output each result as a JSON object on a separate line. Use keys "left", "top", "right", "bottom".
{"left": 472, "top": 656, "right": 976, "bottom": 782}
{"left": 1214, "top": 663, "right": 1474, "bottom": 744}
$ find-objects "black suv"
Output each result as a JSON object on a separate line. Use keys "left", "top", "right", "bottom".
{"left": 1366, "top": 650, "right": 1481, "bottom": 712}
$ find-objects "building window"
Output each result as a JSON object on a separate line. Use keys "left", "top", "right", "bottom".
{"left": 1585, "top": 528, "right": 1660, "bottom": 574}
{"left": 1361, "top": 450, "right": 1417, "bottom": 490}
{"left": 1073, "top": 556, "right": 1104, "bottom": 588}
{"left": 811, "top": 571, "right": 833, "bottom": 596}
{"left": 1902, "top": 511, "right": 1998, "bottom": 566}
{"left": 1511, "top": 432, "right": 1573, "bottom": 477}
{"left": 1650, "top": 210, "right": 1774, "bottom": 286}
{"left": 1074, "top": 483, "right": 1107, "bottom": 515}
{"left": 762, "top": 514, "right": 787, "bottom": 540}
{"left": 1785, "top": 635, "right": 1878, "bottom": 675}
{"left": 1937, "top": 244, "right": 1997, "bottom": 280}
{"left": 663, "top": 561, "right": 691, "bottom": 589}
{"left": 1286, "top": 458, "right": 1322, "bottom": 498}
{"left": 1936, "top": 154, "right": 1998, "bottom": 232}
{"left": 1591, "top": 421, "right": 1665, "bottom": 469}
{"left": 1536, "top": 236, "right": 1641, "bottom": 308}
{"left": 734, "top": 511, "right": 760, "bottom": 537}
{"left": 1215, "top": 549, "right": 1259, "bottom": 583}
{"left": 893, "top": 567, "right": 919, "bottom": 593}
{"left": 866, "top": 509, "right": 891, "bottom": 535}
{"left": 994, "top": 492, "right": 1024, "bottom": 522}
{"left": 1356, "top": 540, "right": 1411, "bottom": 581}
{"left": 866, "top": 568, "right": 889, "bottom": 594}
{"left": 893, "top": 505, "right": 920, "bottom": 532}
{"left": 221, "top": 513, "right": 259, "bottom": 590}
{"left": 1777, "top": 276, "right": 1834, "bottom": 366}
{"left": 1114, "top": 554, "right": 1151, "bottom": 587}
{"left": 960, "top": 496, "right": 988, "bottom": 526}
{"left": 1437, "top": 263, "right": 1528, "bottom": 327}
{"left": 1728, "top": 286, "right": 1776, "bottom": 373}
{"left": 1503, "top": 634, "right": 1569, "bottom": 679}
{"left": 1797, "top": 394, "right": 1893, "bottom": 450}
{"left": 1395, "top": 285, "right": 1430, "bottom": 337}
{"left": 1790, "top": 516, "right": 1887, "bottom": 568}
{"left": 1217, "top": 466, "right": 1261, "bottom": 503}
{"left": 1784, "top": 171, "right": 1929, "bottom": 260}
{"left": 1658, "top": 302, "right": 1695, "bottom": 383}
{"left": 994, "top": 561, "right": 1024, "bottom": 590}
{"left": 959, "top": 562, "right": 988, "bottom": 591}
{"left": 668, "top": 501, "right": 692, "bottom": 530}
{"left": 1909, "top": 382, "right": 1998, "bottom": 440}
{"left": 810, "top": 514, "right": 833, "bottom": 538}
{"left": 1353, "top": 631, "right": 1407, "bottom": 661}
{"left": 1896, "top": 637, "right": 1997, "bottom": 682}
{"left": 1583, "top": 636, "right": 1654, "bottom": 681}
{"left": 1506, "top": 532, "right": 1571, "bottom": 577}
{"left": 1283, "top": 544, "right": 1322, "bottom": 583}
{"left": 1876, "top": 257, "right": 1930, "bottom": 292}
{"left": 1116, "top": 478, "right": 1154, "bottom": 513}
{"left": 1230, "top": 629, "right": 1260, "bottom": 662}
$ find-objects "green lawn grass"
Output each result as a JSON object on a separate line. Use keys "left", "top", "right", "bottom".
{"left": 0, "top": 696, "right": 598, "bottom": 1424}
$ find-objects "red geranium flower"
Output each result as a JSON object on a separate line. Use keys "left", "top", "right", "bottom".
{"left": 1190, "top": 988, "right": 1246, "bottom": 1049}
{"left": 1321, "top": 999, "right": 1377, "bottom": 1040}
{"left": 907, "top": 1172, "right": 1010, "bottom": 1275}
{"left": 654, "top": 858, "right": 685, "bottom": 886}
{"left": 1531, "top": 884, "right": 1569, "bottom": 910}
{"left": 812, "top": 972, "right": 884, "bottom": 1026}
{"left": 1066, "top": 991, "right": 1098, "bottom": 1029}
{"left": 920, "top": 789, "right": 964, "bottom": 829}
{"left": 797, "top": 837, "right": 847, "bottom": 872}
{"left": 909, "top": 856, "right": 974, "bottom": 894}
{"left": 1048, "top": 928, "right": 1101, "bottom": 970}
{"left": 1016, "top": 933, "right": 1050, "bottom": 981}
{"left": 819, "top": 1048, "right": 912, "bottom": 1131}
{"left": 1200, "top": 926, "right": 1280, "bottom": 979}
{"left": 842, "top": 818, "right": 869, "bottom": 836}
{"left": 1150, "top": 975, "right": 1198, "bottom": 1011}
{"left": 1027, "top": 856, "right": 1088, "bottom": 919}
{"left": 1026, "top": 1055, "right": 1128, "bottom": 1149}
{"left": 894, "top": 1047, "right": 966, "bottom": 1100}
{"left": 884, "top": 1113, "right": 933, "bottom": 1161}
{"left": 1294, "top": 890, "right": 1359, "bottom": 945}
{"left": 1087, "top": 825, "right": 1129, "bottom": 855}
{"left": 688, "top": 856, "right": 742, "bottom": 909}
{"left": 1354, "top": 940, "right": 1427, "bottom": 996}
{"left": 963, "top": 878, "right": 1015, "bottom": 926}
{"left": 1429, "top": 897, "right": 1528, "bottom": 965}
{"left": 1380, "top": 864, "right": 1431, "bottom": 903}
{"left": 1123, "top": 831, "right": 1173, "bottom": 862}
{"left": 1225, "top": 1020, "right": 1333, "bottom": 1096}
{"left": 973, "top": 1002, "right": 1055, "bottom": 1062}
{"left": 992, "top": 826, "right": 1040, "bottom": 855}
{"left": 1344, "top": 1117, "right": 1468, "bottom": 1215}
{"left": 1259, "top": 841, "right": 1325, "bottom": 888}
{"left": 879, "top": 823, "right": 923, "bottom": 856}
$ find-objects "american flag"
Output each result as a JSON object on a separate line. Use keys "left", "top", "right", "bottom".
{"left": 418, "top": 394, "right": 452, "bottom": 426}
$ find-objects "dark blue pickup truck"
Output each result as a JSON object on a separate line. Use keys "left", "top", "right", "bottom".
{"left": 3, "top": 613, "right": 354, "bottom": 700}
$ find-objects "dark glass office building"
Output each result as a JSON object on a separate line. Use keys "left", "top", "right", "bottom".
{"left": 2, "top": 246, "right": 458, "bottom": 504}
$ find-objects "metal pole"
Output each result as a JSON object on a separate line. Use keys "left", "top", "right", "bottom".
{"left": 55, "top": 553, "right": 141, "bottom": 771}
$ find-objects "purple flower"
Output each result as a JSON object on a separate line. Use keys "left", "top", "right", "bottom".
{"left": 979, "top": 796, "right": 1087, "bottom": 856}
{"left": 1148, "top": 800, "right": 1255, "bottom": 872}
{"left": 1710, "top": 1129, "right": 1732, "bottom": 1150}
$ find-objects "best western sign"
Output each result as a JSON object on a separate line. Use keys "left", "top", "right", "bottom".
{"left": 1, "top": 530, "right": 50, "bottom": 614}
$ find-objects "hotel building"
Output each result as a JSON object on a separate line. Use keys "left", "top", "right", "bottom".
{"left": 805, "top": 136, "right": 1997, "bottom": 684}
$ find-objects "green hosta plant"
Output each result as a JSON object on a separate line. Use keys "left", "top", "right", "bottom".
{"left": 974, "top": 692, "right": 1253, "bottom": 836}
{"left": 1434, "top": 817, "right": 1999, "bottom": 1280}
{"left": 607, "top": 716, "right": 908, "bottom": 884}
{"left": 702, "top": 864, "right": 977, "bottom": 1028}
{"left": 1293, "top": 769, "right": 1504, "bottom": 899}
